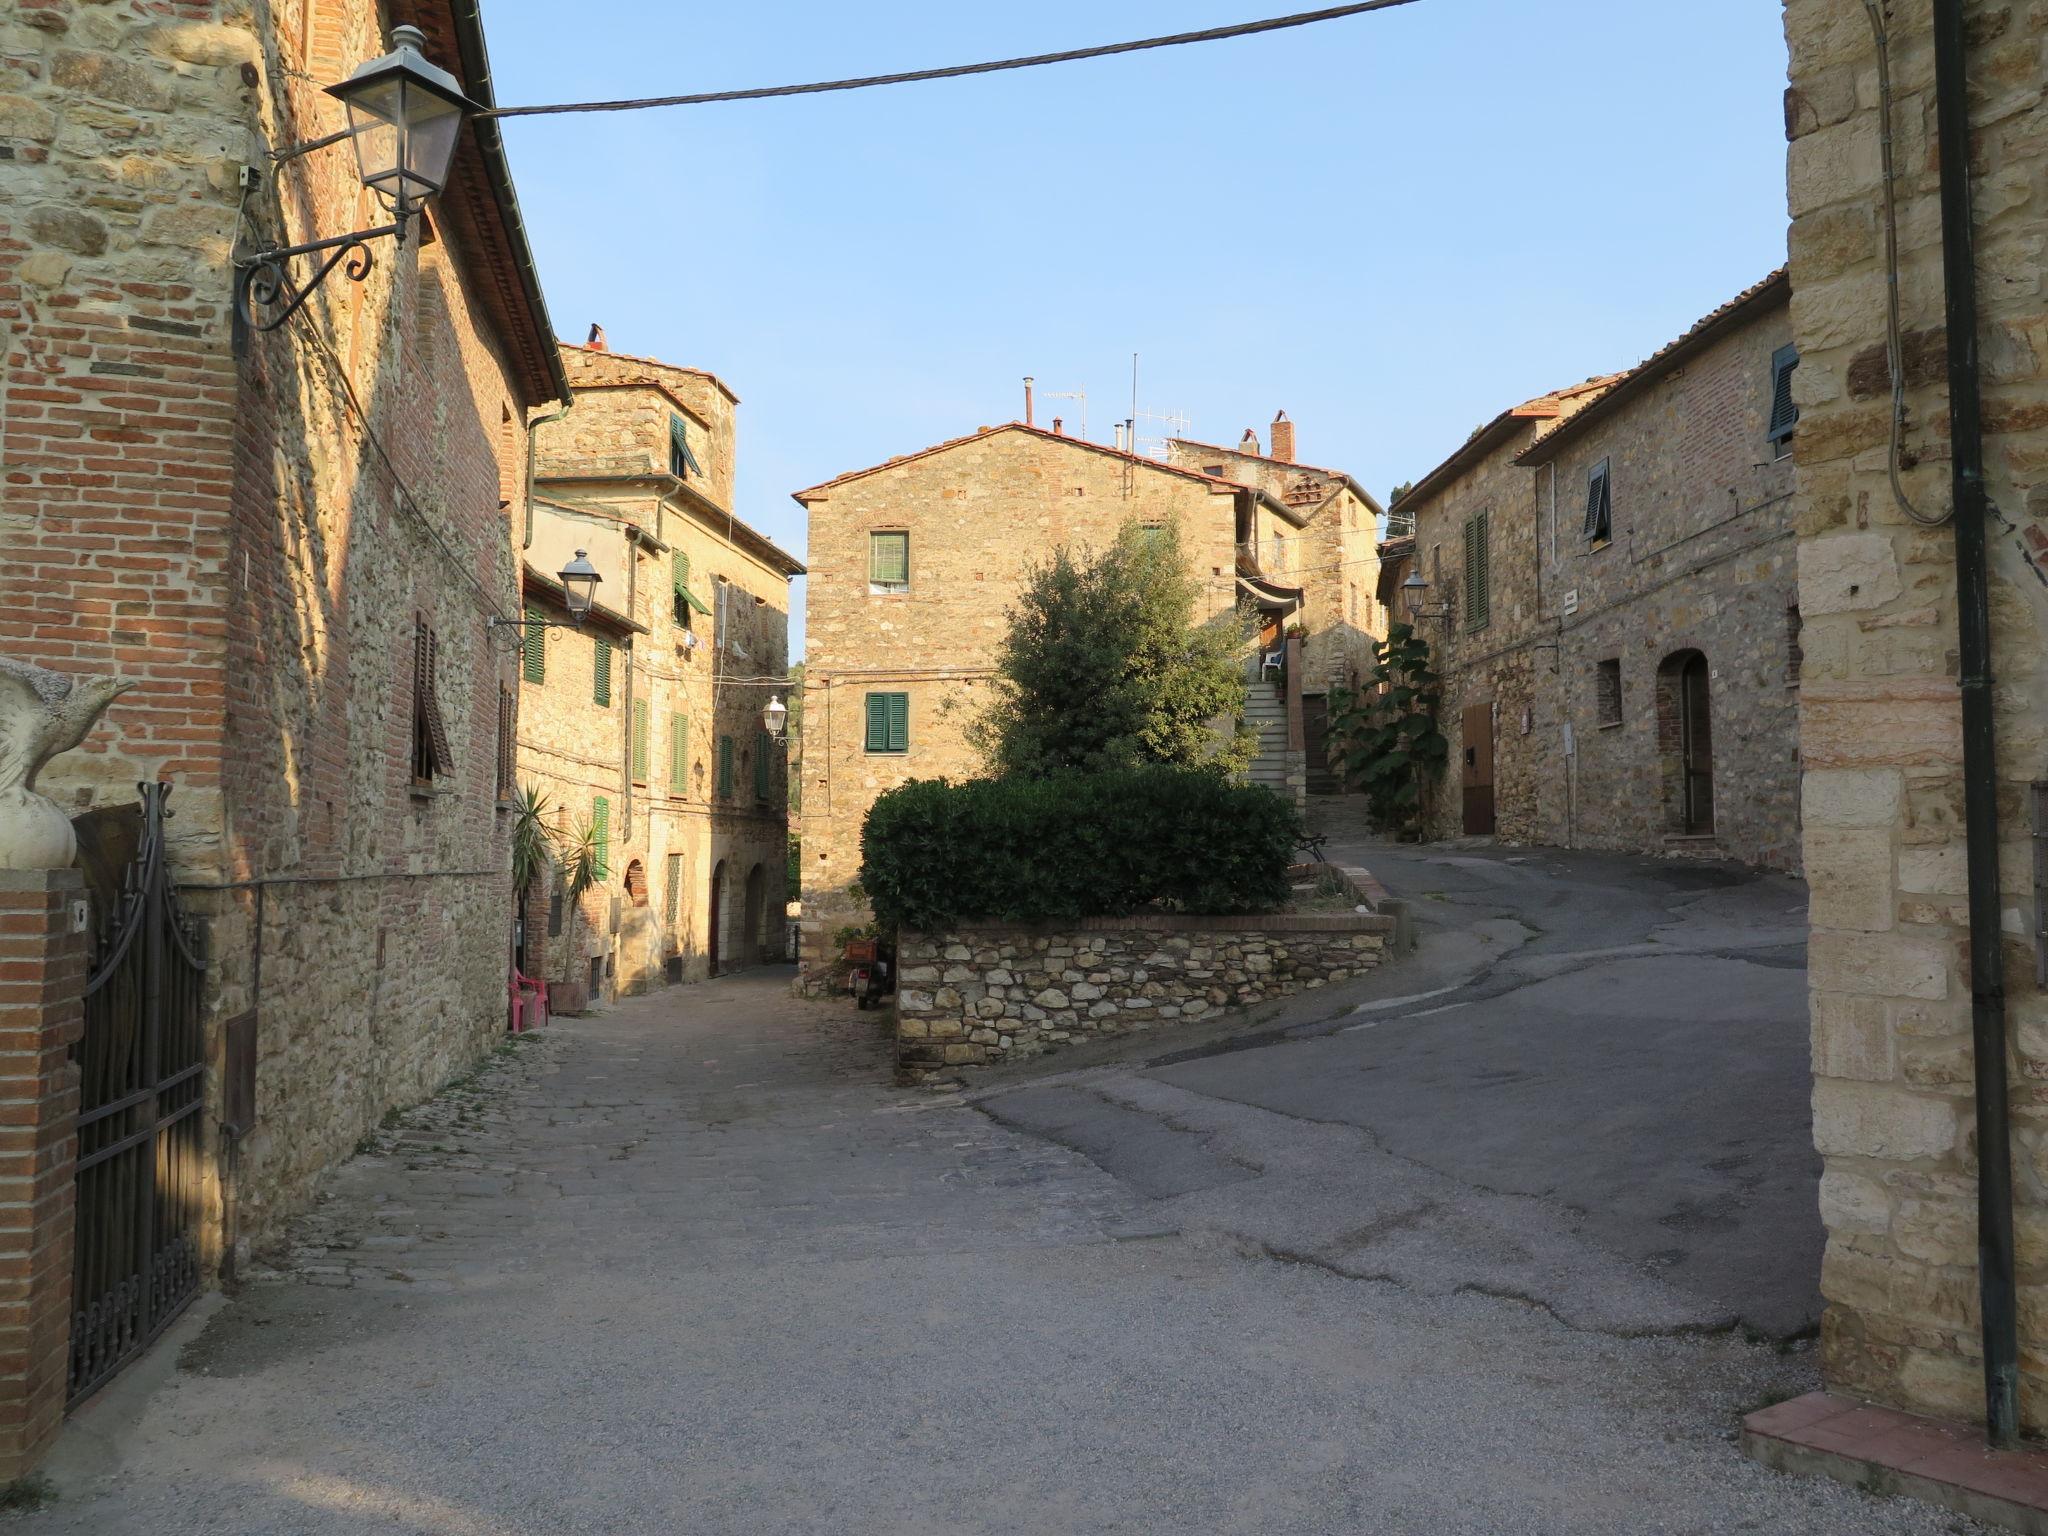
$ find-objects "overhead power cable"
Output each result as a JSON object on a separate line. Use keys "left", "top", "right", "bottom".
{"left": 482, "top": 1, "right": 1421, "bottom": 119}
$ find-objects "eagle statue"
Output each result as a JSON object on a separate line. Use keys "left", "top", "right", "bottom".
{"left": 0, "top": 657, "right": 132, "bottom": 871}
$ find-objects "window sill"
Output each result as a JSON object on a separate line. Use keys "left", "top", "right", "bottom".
{"left": 410, "top": 782, "right": 443, "bottom": 803}
{"left": 1588, "top": 538, "right": 1612, "bottom": 553}
{"left": 867, "top": 589, "right": 912, "bottom": 598}
{"left": 1596, "top": 719, "right": 1624, "bottom": 732}
{"left": 864, "top": 751, "right": 908, "bottom": 758}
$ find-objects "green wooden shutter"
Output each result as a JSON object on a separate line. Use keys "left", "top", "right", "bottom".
{"left": 592, "top": 637, "right": 612, "bottom": 706}
{"left": 1767, "top": 344, "right": 1800, "bottom": 444}
{"left": 754, "top": 731, "right": 770, "bottom": 800}
{"left": 631, "top": 700, "right": 650, "bottom": 780}
{"left": 717, "top": 735, "right": 734, "bottom": 797}
{"left": 868, "top": 531, "right": 908, "bottom": 585}
{"left": 663, "top": 852, "right": 682, "bottom": 925}
{"left": 1583, "top": 460, "right": 1611, "bottom": 542}
{"left": 668, "top": 714, "right": 688, "bottom": 793}
{"left": 592, "top": 796, "right": 610, "bottom": 878}
{"left": 1464, "top": 512, "right": 1489, "bottom": 631}
{"left": 522, "top": 607, "right": 545, "bottom": 683}
{"left": 887, "top": 692, "right": 909, "bottom": 752}
{"left": 864, "top": 693, "right": 887, "bottom": 751}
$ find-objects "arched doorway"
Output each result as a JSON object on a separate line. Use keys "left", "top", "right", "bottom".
{"left": 743, "top": 864, "right": 766, "bottom": 968}
{"left": 708, "top": 859, "right": 726, "bottom": 974}
{"left": 1656, "top": 650, "right": 1714, "bottom": 835}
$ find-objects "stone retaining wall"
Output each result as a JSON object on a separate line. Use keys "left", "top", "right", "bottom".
{"left": 896, "top": 907, "right": 1395, "bottom": 1078}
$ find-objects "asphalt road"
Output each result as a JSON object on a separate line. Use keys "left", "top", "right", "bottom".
{"left": 32, "top": 838, "right": 1966, "bottom": 1536}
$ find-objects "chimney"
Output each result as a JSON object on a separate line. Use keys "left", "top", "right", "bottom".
{"left": 1270, "top": 410, "right": 1294, "bottom": 464}
{"left": 1239, "top": 427, "right": 1260, "bottom": 457}
{"left": 1052, "top": 417, "right": 1064, "bottom": 436}
{"left": 586, "top": 323, "right": 607, "bottom": 352}
{"left": 1023, "top": 376, "right": 1035, "bottom": 427}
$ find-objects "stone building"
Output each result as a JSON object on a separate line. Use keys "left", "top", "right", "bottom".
{"left": 1394, "top": 274, "right": 1803, "bottom": 872}
{"left": 792, "top": 421, "right": 1315, "bottom": 973}
{"left": 1165, "top": 414, "right": 1389, "bottom": 789}
{"left": 0, "top": 0, "right": 565, "bottom": 1430}
{"left": 520, "top": 339, "right": 803, "bottom": 1001}
{"left": 1784, "top": 0, "right": 2048, "bottom": 1435}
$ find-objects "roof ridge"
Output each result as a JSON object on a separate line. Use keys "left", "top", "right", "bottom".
{"left": 792, "top": 421, "right": 1257, "bottom": 501}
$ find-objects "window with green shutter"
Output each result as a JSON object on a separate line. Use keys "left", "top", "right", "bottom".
{"left": 868, "top": 531, "right": 909, "bottom": 593}
{"left": 1583, "top": 459, "right": 1612, "bottom": 545}
{"left": 631, "top": 700, "right": 650, "bottom": 781}
{"left": 671, "top": 549, "right": 711, "bottom": 627}
{"left": 1463, "top": 512, "right": 1490, "bottom": 633}
{"left": 1767, "top": 344, "right": 1799, "bottom": 454}
{"left": 522, "top": 607, "right": 546, "bottom": 683}
{"left": 864, "top": 692, "right": 909, "bottom": 754}
{"left": 663, "top": 852, "right": 683, "bottom": 926}
{"left": 754, "top": 731, "right": 771, "bottom": 801}
{"left": 717, "top": 735, "right": 735, "bottom": 798}
{"left": 668, "top": 415, "right": 704, "bottom": 480}
{"left": 592, "top": 637, "right": 612, "bottom": 706}
{"left": 668, "top": 714, "right": 688, "bottom": 794}
{"left": 592, "top": 796, "right": 610, "bottom": 879}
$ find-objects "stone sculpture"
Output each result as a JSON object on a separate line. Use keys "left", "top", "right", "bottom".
{"left": 0, "top": 657, "right": 132, "bottom": 871}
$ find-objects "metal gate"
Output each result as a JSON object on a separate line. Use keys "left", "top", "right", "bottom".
{"left": 70, "top": 783, "right": 207, "bottom": 1405}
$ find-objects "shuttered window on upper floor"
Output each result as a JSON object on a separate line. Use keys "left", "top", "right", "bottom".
{"left": 631, "top": 700, "right": 650, "bottom": 782}
{"left": 523, "top": 607, "right": 546, "bottom": 683}
{"left": 869, "top": 531, "right": 909, "bottom": 593}
{"left": 864, "top": 691, "right": 909, "bottom": 754}
{"left": 1462, "top": 512, "right": 1490, "bottom": 633}
{"left": 1767, "top": 344, "right": 1800, "bottom": 454}
{"left": 669, "top": 415, "right": 705, "bottom": 481}
{"left": 1583, "top": 458, "right": 1612, "bottom": 545}
{"left": 592, "top": 637, "right": 612, "bottom": 707}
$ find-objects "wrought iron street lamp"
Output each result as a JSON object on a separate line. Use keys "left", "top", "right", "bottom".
{"left": 762, "top": 695, "right": 788, "bottom": 738}
{"left": 490, "top": 551, "right": 606, "bottom": 646}
{"left": 1401, "top": 569, "right": 1448, "bottom": 624}
{"left": 236, "top": 25, "right": 480, "bottom": 331}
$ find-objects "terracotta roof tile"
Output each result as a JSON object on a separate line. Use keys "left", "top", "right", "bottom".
{"left": 791, "top": 422, "right": 1255, "bottom": 502}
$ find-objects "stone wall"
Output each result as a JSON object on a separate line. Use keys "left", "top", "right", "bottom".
{"left": 895, "top": 909, "right": 1395, "bottom": 1078}
{"left": 794, "top": 425, "right": 1254, "bottom": 972}
{"left": 1784, "top": 0, "right": 2048, "bottom": 1429}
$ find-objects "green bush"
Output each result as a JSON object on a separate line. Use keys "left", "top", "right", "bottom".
{"left": 860, "top": 767, "right": 1299, "bottom": 933}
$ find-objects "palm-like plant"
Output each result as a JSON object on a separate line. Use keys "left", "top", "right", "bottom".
{"left": 509, "top": 784, "right": 555, "bottom": 901}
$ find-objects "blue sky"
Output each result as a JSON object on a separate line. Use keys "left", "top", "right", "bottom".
{"left": 487, "top": 1, "right": 1792, "bottom": 655}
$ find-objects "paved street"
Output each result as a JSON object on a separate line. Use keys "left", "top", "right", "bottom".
{"left": 30, "top": 843, "right": 1974, "bottom": 1535}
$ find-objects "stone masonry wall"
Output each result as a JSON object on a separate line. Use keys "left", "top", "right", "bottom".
{"left": 1785, "top": 0, "right": 2048, "bottom": 1428}
{"left": 896, "top": 911, "right": 1394, "bottom": 1078}
{"left": 796, "top": 426, "right": 1250, "bottom": 973}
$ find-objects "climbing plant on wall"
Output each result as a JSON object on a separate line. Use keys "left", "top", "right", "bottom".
{"left": 1327, "top": 622, "right": 1448, "bottom": 836}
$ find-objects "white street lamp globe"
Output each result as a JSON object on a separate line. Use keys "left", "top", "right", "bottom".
{"left": 763, "top": 695, "right": 788, "bottom": 738}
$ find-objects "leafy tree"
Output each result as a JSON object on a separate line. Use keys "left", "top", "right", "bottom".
{"left": 975, "top": 520, "right": 1256, "bottom": 778}
{"left": 1327, "top": 622, "right": 1448, "bottom": 836}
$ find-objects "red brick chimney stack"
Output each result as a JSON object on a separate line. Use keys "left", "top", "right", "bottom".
{"left": 1270, "top": 410, "right": 1294, "bottom": 464}
{"left": 1024, "top": 376, "right": 1035, "bottom": 426}
{"left": 586, "top": 323, "right": 607, "bottom": 352}
{"left": 1240, "top": 427, "right": 1260, "bottom": 456}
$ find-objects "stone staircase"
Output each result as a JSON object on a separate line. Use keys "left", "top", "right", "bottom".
{"left": 1245, "top": 680, "right": 1296, "bottom": 798}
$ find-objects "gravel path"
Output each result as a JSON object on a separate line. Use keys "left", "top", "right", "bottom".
{"left": 29, "top": 967, "right": 1978, "bottom": 1535}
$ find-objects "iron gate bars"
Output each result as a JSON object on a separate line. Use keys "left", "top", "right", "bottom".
{"left": 69, "top": 783, "right": 207, "bottom": 1406}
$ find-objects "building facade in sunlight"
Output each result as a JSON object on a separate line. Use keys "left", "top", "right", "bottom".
{"left": 792, "top": 420, "right": 1374, "bottom": 975}
{"left": 1, "top": 0, "right": 564, "bottom": 1277}
{"left": 520, "top": 339, "right": 803, "bottom": 1003}
{"left": 1391, "top": 274, "right": 1802, "bottom": 873}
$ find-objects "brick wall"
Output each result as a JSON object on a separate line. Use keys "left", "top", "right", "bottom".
{"left": 1785, "top": 0, "right": 2048, "bottom": 1428}
{"left": 795, "top": 427, "right": 1250, "bottom": 970}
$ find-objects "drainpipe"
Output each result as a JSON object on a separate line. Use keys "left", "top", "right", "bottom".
{"left": 1933, "top": 0, "right": 2018, "bottom": 1450}
{"left": 522, "top": 400, "right": 572, "bottom": 551}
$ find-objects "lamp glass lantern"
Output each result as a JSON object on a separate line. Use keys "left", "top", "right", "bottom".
{"left": 327, "top": 24, "right": 479, "bottom": 225}
{"left": 763, "top": 695, "right": 789, "bottom": 738}
{"left": 1401, "top": 569, "right": 1429, "bottom": 619}
{"left": 559, "top": 550, "right": 601, "bottom": 622}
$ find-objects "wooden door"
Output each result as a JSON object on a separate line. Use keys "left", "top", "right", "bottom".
{"left": 1461, "top": 702, "right": 1495, "bottom": 836}
{"left": 1679, "top": 656, "right": 1715, "bottom": 834}
{"left": 708, "top": 860, "right": 725, "bottom": 973}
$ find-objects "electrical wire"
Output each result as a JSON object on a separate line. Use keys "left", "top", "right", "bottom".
{"left": 481, "top": 1, "right": 1420, "bottom": 119}
{"left": 1863, "top": 0, "right": 1949, "bottom": 527}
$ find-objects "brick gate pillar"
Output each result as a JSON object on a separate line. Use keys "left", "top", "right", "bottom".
{"left": 0, "top": 870, "right": 85, "bottom": 1478}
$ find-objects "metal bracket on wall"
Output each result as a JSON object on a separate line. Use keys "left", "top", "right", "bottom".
{"left": 2031, "top": 781, "right": 2048, "bottom": 987}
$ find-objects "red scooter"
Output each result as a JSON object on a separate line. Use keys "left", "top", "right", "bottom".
{"left": 843, "top": 937, "right": 895, "bottom": 1009}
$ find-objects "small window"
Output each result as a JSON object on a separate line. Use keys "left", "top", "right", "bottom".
{"left": 1202, "top": 464, "right": 1225, "bottom": 478}
{"left": 717, "top": 734, "right": 735, "bottom": 798}
{"left": 1583, "top": 459, "right": 1612, "bottom": 545}
{"left": 631, "top": 699, "right": 650, "bottom": 783}
{"left": 496, "top": 684, "right": 515, "bottom": 802}
{"left": 864, "top": 692, "right": 909, "bottom": 754}
{"left": 592, "top": 796, "right": 610, "bottom": 879}
{"left": 1462, "top": 512, "right": 1490, "bottom": 632}
{"left": 668, "top": 713, "right": 688, "bottom": 794}
{"left": 869, "top": 531, "right": 910, "bottom": 594}
{"left": 547, "top": 876, "right": 564, "bottom": 938}
{"left": 1786, "top": 604, "right": 1804, "bottom": 687}
{"left": 663, "top": 852, "right": 683, "bottom": 926}
{"left": 1767, "top": 344, "right": 1800, "bottom": 455}
{"left": 411, "top": 617, "right": 453, "bottom": 787}
{"left": 668, "top": 415, "right": 704, "bottom": 480}
{"left": 522, "top": 607, "right": 546, "bottom": 683}
{"left": 592, "top": 636, "right": 612, "bottom": 707}
{"left": 1595, "top": 658, "right": 1623, "bottom": 728}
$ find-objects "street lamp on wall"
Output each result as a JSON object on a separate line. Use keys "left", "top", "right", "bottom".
{"left": 490, "top": 551, "right": 605, "bottom": 646}
{"left": 1401, "top": 569, "right": 1448, "bottom": 624}
{"left": 762, "top": 695, "right": 788, "bottom": 738}
{"left": 235, "top": 26, "right": 480, "bottom": 332}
